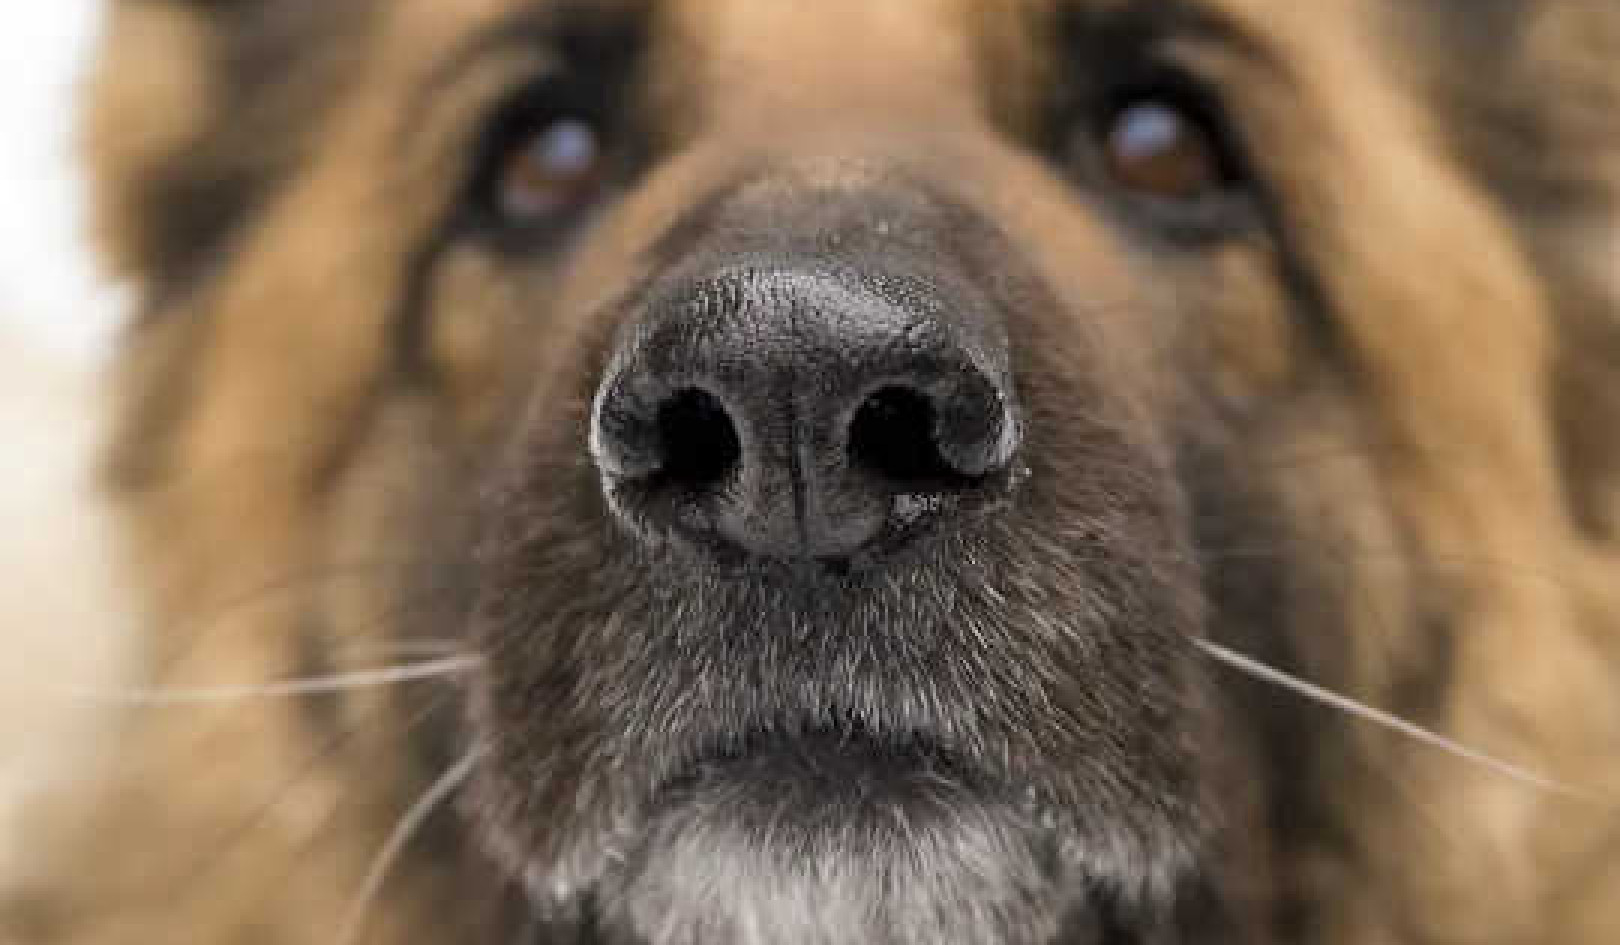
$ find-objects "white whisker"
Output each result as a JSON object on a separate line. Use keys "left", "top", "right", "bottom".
{"left": 46, "top": 655, "right": 481, "bottom": 706}
{"left": 337, "top": 748, "right": 482, "bottom": 945}
{"left": 1193, "top": 638, "right": 1598, "bottom": 802}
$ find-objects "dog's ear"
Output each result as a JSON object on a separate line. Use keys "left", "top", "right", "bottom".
{"left": 83, "top": 0, "right": 375, "bottom": 302}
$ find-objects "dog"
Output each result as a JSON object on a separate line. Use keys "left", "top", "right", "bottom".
{"left": 7, "top": 0, "right": 1620, "bottom": 941}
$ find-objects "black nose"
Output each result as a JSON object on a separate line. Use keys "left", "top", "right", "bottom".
{"left": 591, "top": 264, "right": 1020, "bottom": 561}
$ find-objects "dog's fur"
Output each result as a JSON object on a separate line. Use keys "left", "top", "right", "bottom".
{"left": 7, "top": 0, "right": 1620, "bottom": 941}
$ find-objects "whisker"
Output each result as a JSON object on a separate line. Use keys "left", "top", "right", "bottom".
{"left": 44, "top": 655, "right": 481, "bottom": 706}
{"left": 179, "top": 691, "right": 454, "bottom": 893}
{"left": 337, "top": 748, "right": 482, "bottom": 945}
{"left": 129, "top": 564, "right": 461, "bottom": 720}
{"left": 1193, "top": 638, "right": 1600, "bottom": 802}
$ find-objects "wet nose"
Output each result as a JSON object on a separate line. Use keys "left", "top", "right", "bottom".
{"left": 591, "top": 264, "right": 1019, "bottom": 562}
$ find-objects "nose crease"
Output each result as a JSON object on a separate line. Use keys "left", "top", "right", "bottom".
{"left": 785, "top": 385, "right": 812, "bottom": 561}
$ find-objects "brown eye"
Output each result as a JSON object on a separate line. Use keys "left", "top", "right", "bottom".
{"left": 498, "top": 117, "right": 605, "bottom": 223}
{"left": 1102, "top": 99, "right": 1226, "bottom": 200}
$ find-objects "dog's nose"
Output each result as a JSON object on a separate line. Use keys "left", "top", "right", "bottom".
{"left": 592, "top": 265, "right": 1019, "bottom": 561}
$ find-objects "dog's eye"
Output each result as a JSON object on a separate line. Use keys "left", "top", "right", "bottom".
{"left": 497, "top": 117, "right": 606, "bottom": 223}
{"left": 1101, "top": 98, "right": 1227, "bottom": 200}
{"left": 469, "top": 75, "right": 624, "bottom": 238}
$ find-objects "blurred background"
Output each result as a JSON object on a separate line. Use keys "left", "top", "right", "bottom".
{"left": 1, "top": 1, "right": 121, "bottom": 358}
{"left": 0, "top": 0, "right": 132, "bottom": 884}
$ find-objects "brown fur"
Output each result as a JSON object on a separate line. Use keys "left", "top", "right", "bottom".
{"left": 7, "top": 0, "right": 1620, "bottom": 941}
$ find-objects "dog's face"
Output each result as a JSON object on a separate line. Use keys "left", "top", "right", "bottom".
{"left": 80, "top": 0, "right": 1620, "bottom": 942}
{"left": 457, "top": 5, "right": 1221, "bottom": 935}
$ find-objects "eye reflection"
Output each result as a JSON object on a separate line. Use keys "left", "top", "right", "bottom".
{"left": 499, "top": 117, "right": 605, "bottom": 222}
{"left": 1101, "top": 99, "right": 1225, "bottom": 200}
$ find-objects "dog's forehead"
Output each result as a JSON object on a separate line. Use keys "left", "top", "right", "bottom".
{"left": 379, "top": 0, "right": 1362, "bottom": 117}
{"left": 386, "top": 0, "right": 1318, "bottom": 69}
{"left": 661, "top": 0, "right": 993, "bottom": 130}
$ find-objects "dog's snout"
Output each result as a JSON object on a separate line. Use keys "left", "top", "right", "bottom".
{"left": 592, "top": 265, "right": 1019, "bottom": 561}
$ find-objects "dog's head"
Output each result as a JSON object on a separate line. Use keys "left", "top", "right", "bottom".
{"left": 86, "top": 0, "right": 1620, "bottom": 941}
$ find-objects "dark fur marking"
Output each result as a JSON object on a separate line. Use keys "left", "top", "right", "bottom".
{"left": 291, "top": 608, "right": 344, "bottom": 739}
{"left": 1178, "top": 417, "right": 1353, "bottom": 940}
{"left": 413, "top": 0, "right": 651, "bottom": 118}
{"left": 387, "top": 229, "right": 460, "bottom": 389}
{"left": 120, "top": 0, "right": 378, "bottom": 308}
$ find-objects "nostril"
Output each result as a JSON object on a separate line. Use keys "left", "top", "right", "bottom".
{"left": 656, "top": 388, "right": 741, "bottom": 490}
{"left": 848, "top": 386, "right": 965, "bottom": 487}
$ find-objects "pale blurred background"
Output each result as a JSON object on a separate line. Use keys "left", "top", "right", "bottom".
{"left": 0, "top": 0, "right": 133, "bottom": 883}
{"left": 0, "top": 0, "right": 121, "bottom": 358}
